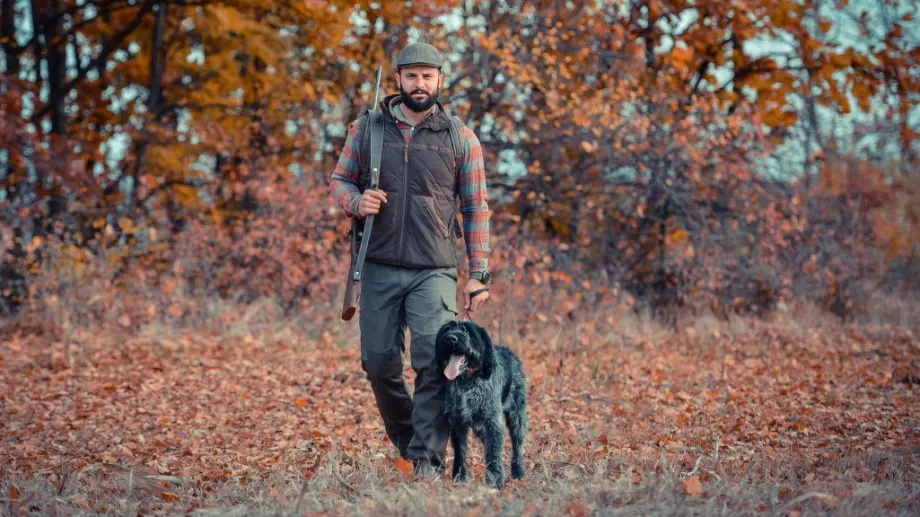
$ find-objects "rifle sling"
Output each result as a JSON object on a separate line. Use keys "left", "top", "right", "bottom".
{"left": 352, "top": 110, "right": 384, "bottom": 283}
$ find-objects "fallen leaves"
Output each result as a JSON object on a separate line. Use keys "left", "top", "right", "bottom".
{"left": 681, "top": 475, "right": 704, "bottom": 496}
{"left": 0, "top": 310, "right": 918, "bottom": 516}
{"left": 168, "top": 303, "right": 184, "bottom": 318}
{"left": 565, "top": 499, "right": 592, "bottom": 517}
{"left": 891, "top": 365, "right": 920, "bottom": 384}
{"left": 395, "top": 457, "right": 414, "bottom": 476}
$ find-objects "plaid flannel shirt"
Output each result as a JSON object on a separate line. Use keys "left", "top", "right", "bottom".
{"left": 329, "top": 103, "right": 490, "bottom": 274}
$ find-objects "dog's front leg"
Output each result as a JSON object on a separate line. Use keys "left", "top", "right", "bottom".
{"left": 483, "top": 419, "right": 506, "bottom": 489}
{"left": 450, "top": 424, "right": 470, "bottom": 483}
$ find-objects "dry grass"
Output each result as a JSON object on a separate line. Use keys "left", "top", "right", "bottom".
{"left": 3, "top": 446, "right": 918, "bottom": 516}
{"left": 2, "top": 281, "right": 919, "bottom": 516}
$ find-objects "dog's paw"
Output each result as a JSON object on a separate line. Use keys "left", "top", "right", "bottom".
{"left": 485, "top": 469, "right": 505, "bottom": 489}
{"left": 452, "top": 465, "right": 469, "bottom": 483}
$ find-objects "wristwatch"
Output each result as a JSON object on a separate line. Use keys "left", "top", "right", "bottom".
{"left": 470, "top": 271, "right": 492, "bottom": 284}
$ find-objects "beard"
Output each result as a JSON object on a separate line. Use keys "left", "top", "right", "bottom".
{"left": 400, "top": 84, "right": 439, "bottom": 112}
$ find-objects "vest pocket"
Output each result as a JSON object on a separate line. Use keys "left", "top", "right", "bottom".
{"left": 418, "top": 196, "right": 449, "bottom": 238}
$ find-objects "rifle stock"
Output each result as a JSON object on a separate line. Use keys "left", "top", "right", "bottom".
{"left": 341, "top": 65, "right": 383, "bottom": 321}
{"left": 341, "top": 223, "right": 361, "bottom": 320}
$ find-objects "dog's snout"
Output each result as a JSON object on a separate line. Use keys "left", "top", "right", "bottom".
{"left": 446, "top": 334, "right": 458, "bottom": 344}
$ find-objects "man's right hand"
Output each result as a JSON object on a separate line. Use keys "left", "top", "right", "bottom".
{"left": 357, "top": 190, "right": 387, "bottom": 218}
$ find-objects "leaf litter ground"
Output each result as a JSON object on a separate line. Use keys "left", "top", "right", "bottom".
{"left": 1, "top": 315, "right": 918, "bottom": 516}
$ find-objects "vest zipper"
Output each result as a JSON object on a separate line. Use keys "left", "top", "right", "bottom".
{"left": 398, "top": 141, "right": 409, "bottom": 265}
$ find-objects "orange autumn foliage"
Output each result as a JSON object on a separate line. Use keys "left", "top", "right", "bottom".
{"left": 1, "top": 0, "right": 917, "bottom": 321}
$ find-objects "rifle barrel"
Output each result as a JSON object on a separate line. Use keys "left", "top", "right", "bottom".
{"left": 372, "top": 66, "right": 382, "bottom": 108}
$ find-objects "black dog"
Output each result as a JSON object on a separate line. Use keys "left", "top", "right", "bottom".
{"left": 435, "top": 319, "right": 528, "bottom": 488}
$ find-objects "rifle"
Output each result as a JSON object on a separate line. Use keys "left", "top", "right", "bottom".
{"left": 341, "top": 65, "right": 383, "bottom": 321}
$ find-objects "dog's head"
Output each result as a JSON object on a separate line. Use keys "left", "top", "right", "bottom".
{"left": 435, "top": 319, "right": 494, "bottom": 381}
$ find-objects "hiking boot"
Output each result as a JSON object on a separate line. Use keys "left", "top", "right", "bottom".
{"left": 411, "top": 459, "right": 445, "bottom": 480}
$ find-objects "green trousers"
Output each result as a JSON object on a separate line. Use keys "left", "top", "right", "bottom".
{"left": 359, "top": 261, "right": 458, "bottom": 470}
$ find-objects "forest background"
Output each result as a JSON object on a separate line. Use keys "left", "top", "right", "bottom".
{"left": 1, "top": 0, "right": 919, "bottom": 324}
{"left": 1, "top": 1, "right": 919, "bottom": 516}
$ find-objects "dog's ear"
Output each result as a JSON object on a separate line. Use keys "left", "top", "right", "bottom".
{"left": 435, "top": 320, "right": 455, "bottom": 371}
{"left": 467, "top": 321, "right": 494, "bottom": 379}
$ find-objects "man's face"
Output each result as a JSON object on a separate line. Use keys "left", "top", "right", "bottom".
{"left": 396, "top": 65, "right": 442, "bottom": 112}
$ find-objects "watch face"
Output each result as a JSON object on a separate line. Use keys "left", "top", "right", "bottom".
{"left": 481, "top": 271, "right": 491, "bottom": 284}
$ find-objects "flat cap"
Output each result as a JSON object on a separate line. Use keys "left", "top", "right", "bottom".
{"left": 395, "top": 42, "right": 444, "bottom": 69}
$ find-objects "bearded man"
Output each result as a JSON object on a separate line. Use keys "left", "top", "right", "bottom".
{"left": 328, "top": 42, "right": 493, "bottom": 477}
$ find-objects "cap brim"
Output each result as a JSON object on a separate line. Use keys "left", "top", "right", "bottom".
{"left": 398, "top": 63, "right": 442, "bottom": 69}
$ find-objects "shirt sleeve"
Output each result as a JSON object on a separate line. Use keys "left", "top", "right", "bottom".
{"left": 457, "top": 125, "right": 491, "bottom": 274}
{"left": 328, "top": 120, "right": 363, "bottom": 217}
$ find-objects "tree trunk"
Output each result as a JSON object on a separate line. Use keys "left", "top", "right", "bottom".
{"left": 28, "top": 0, "right": 43, "bottom": 83}
{"left": 148, "top": 2, "right": 167, "bottom": 109}
{"left": 43, "top": 0, "right": 66, "bottom": 134}
{"left": 127, "top": 2, "right": 168, "bottom": 214}
{"left": 1, "top": 0, "right": 20, "bottom": 77}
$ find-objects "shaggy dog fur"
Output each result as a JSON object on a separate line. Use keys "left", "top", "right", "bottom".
{"left": 435, "top": 319, "right": 528, "bottom": 488}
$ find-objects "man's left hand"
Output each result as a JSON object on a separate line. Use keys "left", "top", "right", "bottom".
{"left": 462, "top": 279, "right": 490, "bottom": 317}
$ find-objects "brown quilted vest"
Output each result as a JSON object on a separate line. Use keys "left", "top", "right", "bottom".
{"left": 356, "top": 94, "right": 464, "bottom": 269}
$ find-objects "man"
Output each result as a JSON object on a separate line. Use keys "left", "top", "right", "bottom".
{"left": 328, "top": 42, "right": 492, "bottom": 477}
